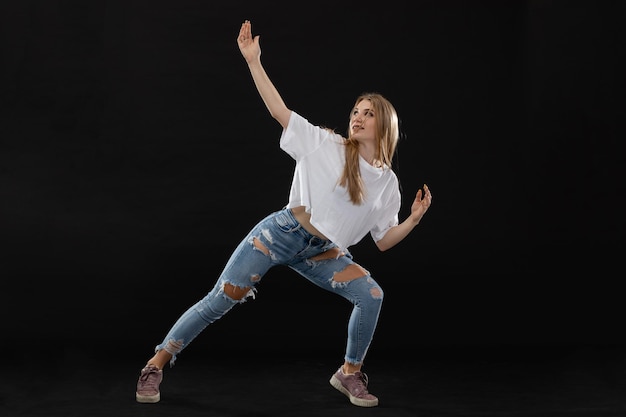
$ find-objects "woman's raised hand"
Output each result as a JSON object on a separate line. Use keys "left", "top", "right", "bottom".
{"left": 237, "top": 20, "right": 260, "bottom": 63}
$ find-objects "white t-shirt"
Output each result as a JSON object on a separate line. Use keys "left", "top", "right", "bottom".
{"left": 280, "top": 111, "right": 401, "bottom": 251}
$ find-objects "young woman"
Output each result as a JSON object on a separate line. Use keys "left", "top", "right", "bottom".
{"left": 136, "top": 19, "right": 432, "bottom": 408}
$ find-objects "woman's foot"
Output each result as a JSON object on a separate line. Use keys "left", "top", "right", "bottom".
{"left": 329, "top": 367, "right": 378, "bottom": 407}
{"left": 136, "top": 364, "right": 162, "bottom": 403}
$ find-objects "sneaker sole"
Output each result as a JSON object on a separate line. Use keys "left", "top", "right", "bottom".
{"left": 329, "top": 374, "right": 379, "bottom": 407}
{"left": 136, "top": 392, "right": 160, "bottom": 403}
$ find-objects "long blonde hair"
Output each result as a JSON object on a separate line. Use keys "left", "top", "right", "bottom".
{"left": 338, "top": 93, "right": 400, "bottom": 205}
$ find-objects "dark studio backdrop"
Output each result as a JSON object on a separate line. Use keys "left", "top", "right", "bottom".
{"left": 0, "top": 0, "right": 624, "bottom": 359}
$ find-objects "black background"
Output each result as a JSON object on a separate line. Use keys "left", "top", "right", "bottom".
{"left": 1, "top": 0, "right": 624, "bottom": 357}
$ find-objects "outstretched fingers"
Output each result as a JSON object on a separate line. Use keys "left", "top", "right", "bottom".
{"left": 238, "top": 20, "right": 252, "bottom": 44}
{"left": 423, "top": 184, "right": 432, "bottom": 205}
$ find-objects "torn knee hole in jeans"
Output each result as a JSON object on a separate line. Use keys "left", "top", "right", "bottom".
{"left": 369, "top": 286, "right": 383, "bottom": 298}
{"left": 224, "top": 282, "right": 254, "bottom": 300}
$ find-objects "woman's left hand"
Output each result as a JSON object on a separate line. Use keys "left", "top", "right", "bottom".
{"left": 409, "top": 184, "right": 432, "bottom": 223}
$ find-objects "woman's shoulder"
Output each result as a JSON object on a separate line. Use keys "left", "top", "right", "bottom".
{"left": 291, "top": 111, "right": 345, "bottom": 141}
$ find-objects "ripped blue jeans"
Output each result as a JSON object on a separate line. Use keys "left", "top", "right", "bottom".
{"left": 154, "top": 207, "right": 384, "bottom": 367}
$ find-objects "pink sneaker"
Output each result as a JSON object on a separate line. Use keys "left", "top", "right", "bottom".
{"left": 329, "top": 367, "right": 379, "bottom": 407}
{"left": 136, "top": 364, "right": 162, "bottom": 403}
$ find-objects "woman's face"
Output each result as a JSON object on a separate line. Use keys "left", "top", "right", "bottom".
{"left": 349, "top": 99, "right": 376, "bottom": 143}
